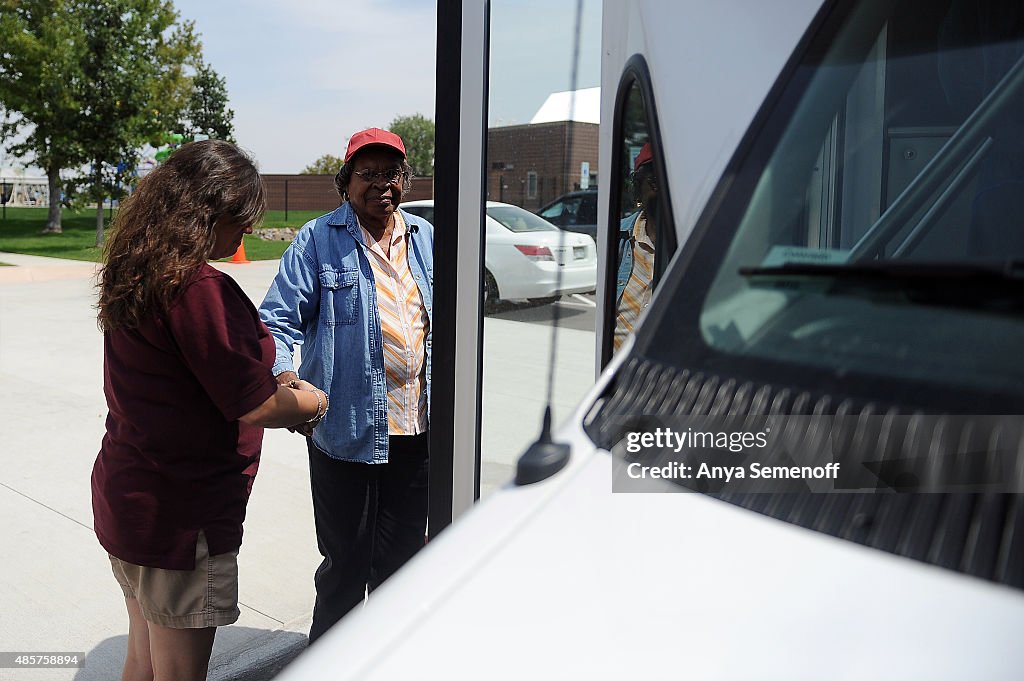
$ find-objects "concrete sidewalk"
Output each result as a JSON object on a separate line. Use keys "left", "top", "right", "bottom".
{"left": 0, "top": 253, "right": 594, "bottom": 680}
{"left": 0, "top": 255, "right": 316, "bottom": 681}
{"left": 0, "top": 252, "right": 99, "bottom": 283}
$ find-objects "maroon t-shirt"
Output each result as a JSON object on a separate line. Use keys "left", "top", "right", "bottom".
{"left": 92, "top": 264, "right": 278, "bottom": 569}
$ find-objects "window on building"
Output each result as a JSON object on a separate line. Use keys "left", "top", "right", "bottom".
{"left": 526, "top": 171, "right": 538, "bottom": 199}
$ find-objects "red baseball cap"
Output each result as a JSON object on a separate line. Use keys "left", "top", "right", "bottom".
{"left": 634, "top": 142, "right": 653, "bottom": 171}
{"left": 344, "top": 128, "right": 407, "bottom": 162}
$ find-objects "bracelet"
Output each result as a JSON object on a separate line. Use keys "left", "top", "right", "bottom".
{"left": 305, "top": 389, "right": 323, "bottom": 423}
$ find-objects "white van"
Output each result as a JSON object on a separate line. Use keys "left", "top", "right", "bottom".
{"left": 278, "top": 0, "right": 1024, "bottom": 677}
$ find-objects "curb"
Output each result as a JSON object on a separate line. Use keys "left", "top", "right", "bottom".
{"left": 210, "top": 612, "right": 313, "bottom": 681}
{"left": 0, "top": 264, "right": 98, "bottom": 283}
{"left": 0, "top": 252, "right": 99, "bottom": 283}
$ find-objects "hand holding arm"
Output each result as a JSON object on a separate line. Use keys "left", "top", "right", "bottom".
{"left": 275, "top": 370, "right": 299, "bottom": 386}
{"left": 239, "top": 381, "right": 328, "bottom": 429}
{"left": 291, "top": 379, "right": 329, "bottom": 436}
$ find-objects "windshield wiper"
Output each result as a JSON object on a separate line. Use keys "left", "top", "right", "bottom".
{"left": 739, "top": 261, "right": 1024, "bottom": 312}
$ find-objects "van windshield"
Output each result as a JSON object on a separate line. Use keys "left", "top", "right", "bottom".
{"left": 697, "top": 0, "right": 1024, "bottom": 391}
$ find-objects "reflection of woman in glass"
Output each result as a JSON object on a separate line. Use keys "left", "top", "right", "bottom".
{"left": 614, "top": 143, "right": 659, "bottom": 350}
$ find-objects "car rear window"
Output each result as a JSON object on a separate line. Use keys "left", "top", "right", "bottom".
{"left": 578, "top": 194, "right": 597, "bottom": 223}
{"left": 403, "top": 206, "right": 434, "bottom": 224}
{"left": 487, "top": 206, "right": 558, "bottom": 232}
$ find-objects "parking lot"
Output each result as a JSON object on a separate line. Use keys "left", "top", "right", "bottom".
{"left": 489, "top": 292, "right": 596, "bottom": 331}
{"left": 0, "top": 253, "right": 595, "bottom": 680}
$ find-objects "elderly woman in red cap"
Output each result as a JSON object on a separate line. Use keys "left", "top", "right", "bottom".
{"left": 259, "top": 128, "right": 434, "bottom": 642}
{"left": 613, "top": 142, "right": 660, "bottom": 350}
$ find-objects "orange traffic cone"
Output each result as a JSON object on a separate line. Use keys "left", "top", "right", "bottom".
{"left": 230, "top": 241, "right": 250, "bottom": 264}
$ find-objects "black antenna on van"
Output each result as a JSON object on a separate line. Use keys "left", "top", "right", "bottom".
{"left": 515, "top": 0, "right": 584, "bottom": 485}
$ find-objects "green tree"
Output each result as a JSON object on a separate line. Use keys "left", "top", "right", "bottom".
{"left": 181, "top": 60, "right": 234, "bottom": 142}
{"left": 0, "top": 0, "right": 87, "bottom": 233}
{"left": 301, "top": 154, "right": 344, "bottom": 175}
{"left": 388, "top": 113, "right": 434, "bottom": 176}
{"left": 74, "top": 0, "right": 199, "bottom": 246}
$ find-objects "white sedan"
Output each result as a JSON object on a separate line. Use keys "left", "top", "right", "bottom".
{"left": 401, "top": 200, "right": 596, "bottom": 307}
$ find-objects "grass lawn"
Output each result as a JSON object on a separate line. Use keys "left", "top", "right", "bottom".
{"left": 0, "top": 207, "right": 328, "bottom": 262}
{"left": 262, "top": 209, "right": 326, "bottom": 228}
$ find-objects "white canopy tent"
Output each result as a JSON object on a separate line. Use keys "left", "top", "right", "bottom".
{"left": 0, "top": 168, "right": 49, "bottom": 206}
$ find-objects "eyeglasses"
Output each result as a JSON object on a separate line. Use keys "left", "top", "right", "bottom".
{"left": 353, "top": 167, "right": 404, "bottom": 185}
{"left": 631, "top": 170, "right": 658, "bottom": 191}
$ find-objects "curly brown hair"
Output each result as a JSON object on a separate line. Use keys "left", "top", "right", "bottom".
{"left": 97, "top": 140, "right": 266, "bottom": 332}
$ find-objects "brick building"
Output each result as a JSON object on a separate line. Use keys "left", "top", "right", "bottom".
{"left": 261, "top": 174, "right": 435, "bottom": 213}
{"left": 486, "top": 88, "right": 600, "bottom": 210}
{"left": 261, "top": 87, "right": 598, "bottom": 214}
{"left": 486, "top": 121, "right": 599, "bottom": 211}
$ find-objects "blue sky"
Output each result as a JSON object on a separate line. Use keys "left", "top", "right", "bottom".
{"left": 171, "top": 0, "right": 600, "bottom": 173}
{"left": 488, "top": 0, "right": 602, "bottom": 127}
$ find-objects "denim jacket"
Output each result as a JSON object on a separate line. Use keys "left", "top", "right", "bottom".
{"left": 258, "top": 203, "right": 434, "bottom": 463}
{"left": 616, "top": 211, "right": 642, "bottom": 303}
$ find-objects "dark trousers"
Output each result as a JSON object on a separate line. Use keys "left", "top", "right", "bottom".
{"left": 306, "top": 432, "right": 429, "bottom": 643}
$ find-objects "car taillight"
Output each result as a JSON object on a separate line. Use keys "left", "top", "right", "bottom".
{"left": 514, "top": 245, "right": 554, "bottom": 261}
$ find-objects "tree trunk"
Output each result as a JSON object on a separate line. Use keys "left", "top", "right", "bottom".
{"left": 95, "top": 167, "right": 105, "bottom": 248}
{"left": 42, "top": 165, "right": 62, "bottom": 234}
{"left": 95, "top": 199, "right": 104, "bottom": 247}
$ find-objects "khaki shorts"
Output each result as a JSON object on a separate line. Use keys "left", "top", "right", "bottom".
{"left": 109, "top": 530, "right": 240, "bottom": 628}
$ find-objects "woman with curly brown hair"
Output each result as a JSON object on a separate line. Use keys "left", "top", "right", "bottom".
{"left": 92, "top": 140, "right": 327, "bottom": 681}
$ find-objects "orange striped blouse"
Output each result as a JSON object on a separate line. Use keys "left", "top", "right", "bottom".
{"left": 613, "top": 214, "right": 655, "bottom": 351}
{"left": 359, "top": 212, "right": 430, "bottom": 434}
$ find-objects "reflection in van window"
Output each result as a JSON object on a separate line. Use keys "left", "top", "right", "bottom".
{"left": 614, "top": 143, "right": 661, "bottom": 351}
{"left": 699, "top": 0, "right": 1024, "bottom": 389}
{"left": 605, "top": 75, "right": 674, "bottom": 360}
